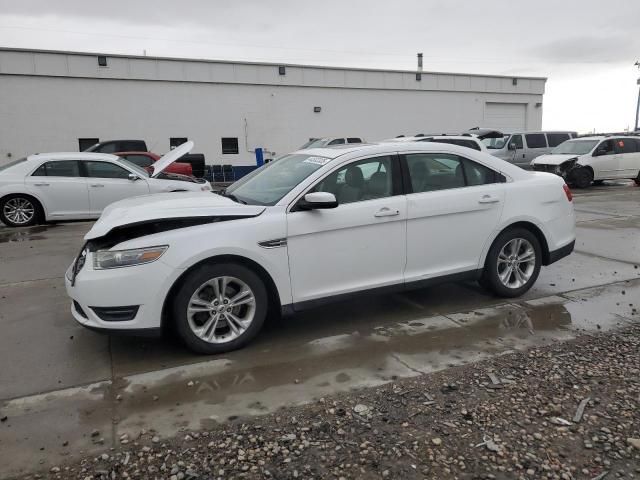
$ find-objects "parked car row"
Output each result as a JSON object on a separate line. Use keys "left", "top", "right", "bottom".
{"left": 0, "top": 142, "right": 211, "bottom": 227}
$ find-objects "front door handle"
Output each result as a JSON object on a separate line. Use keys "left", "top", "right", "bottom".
{"left": 374, "top": 207, "right": 400, "bottom": 217}
{"left": 90, "top": 184, "right": 105, "bottom": 188}
{"left": 33, "top": 183, "right": 50, "bottom": 187}
{"left": 478, "top": 195, "right": 500, "bottom": 204}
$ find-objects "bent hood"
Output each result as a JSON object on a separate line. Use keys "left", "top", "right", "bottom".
{"left": 530, "top": 154, "right": 578, "bottom": 166}
{"left": 150, "top": 141, "right": 194, "bottom": 178}
{"left": 85, "top": 192, "right": 265, "bottom": 240}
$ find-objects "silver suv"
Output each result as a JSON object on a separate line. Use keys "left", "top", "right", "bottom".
{"left": 473, "top": 129, "right": 577, "bottom": 168}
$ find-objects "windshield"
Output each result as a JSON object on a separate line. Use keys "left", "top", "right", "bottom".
{"left": 225, "top": 153, "right": 330, "bottom": 205}
{"left": 300, "top": 138, "right": 328, "bottom": 149}
{"left": 482, "top": 136, "right": 508, "bottom": 149}
{"left": 0, "top": 157, "right": 27, "bottom": 172}
{"left": 119, "top": 158, "right": 150, "bottom": 177}
{"left": 552, "top": 139, "right": 598, "bottom": 155}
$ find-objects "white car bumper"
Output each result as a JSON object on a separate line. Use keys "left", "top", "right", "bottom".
{"left": 65, "top": 253, "right": 181, "bottom": 333}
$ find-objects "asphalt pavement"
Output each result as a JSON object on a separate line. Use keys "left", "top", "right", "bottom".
{"left": 0, "top": 181, "right": 638, "bottom": 478}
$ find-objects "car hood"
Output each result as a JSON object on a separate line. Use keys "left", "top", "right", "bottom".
{"left": 85, "top": 192, "right": 266, "bottom": 240}
{"left": 150, "top": 141, "right": 194, "bottom": 178}
{"left": 530, "top": 154, "right": 578, "bottom": 166}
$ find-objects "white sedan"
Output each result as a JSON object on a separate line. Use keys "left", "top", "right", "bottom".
{"left": 66, "top": 142, "right": 576, "bottom": 354}
{"left": 0, "top": 141, "right": 210, "bottom": 227}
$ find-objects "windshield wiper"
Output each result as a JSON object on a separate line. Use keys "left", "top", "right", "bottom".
{"left": 220, "top": 190, "right": 247, "bottom": 205}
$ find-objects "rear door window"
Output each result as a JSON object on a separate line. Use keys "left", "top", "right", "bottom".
{"left": 525, "top": 134, "right": 547, "bottom": 149}
{"left": 32, "top": 161, "right": 81, "bottom": 177}
{"left": 546, "top": 133, "right": 570, "bottom": 148}
{"left": 347, "top": 138, "right": 363, "bottom": 144}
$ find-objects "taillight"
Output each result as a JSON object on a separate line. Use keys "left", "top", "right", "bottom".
{"left": 563, "top": 184, "right": 573, "bottom": 202}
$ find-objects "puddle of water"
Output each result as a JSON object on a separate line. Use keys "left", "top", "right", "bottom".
{"left": 1, "top": 280, "right": 638, "bottom": 478}
{"left": 0, "top": 225, "right": 58, "bottom": 243}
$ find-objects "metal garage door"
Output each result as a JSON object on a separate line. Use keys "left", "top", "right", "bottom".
{"left": 484, "top": 103, "right": 526, "bottom": 131}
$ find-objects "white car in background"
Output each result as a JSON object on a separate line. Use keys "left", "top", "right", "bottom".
{"left": 384, "top": 134, "right": 488, "bottom": 152}
{"left": 299, "top": 137, "right": 365, "bottom": 148}
{"left": 0, "top": 142, "right": 211, "bottom": 227}
{"left": 66, "top": 142, "right": 575, "bottom": 354}
{"left": 531, "top": 135, "right": 640, "bottom": 188}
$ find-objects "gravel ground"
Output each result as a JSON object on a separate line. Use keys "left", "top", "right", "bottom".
{"left": 18, "top": 324, "right": 640, "bottom": 480}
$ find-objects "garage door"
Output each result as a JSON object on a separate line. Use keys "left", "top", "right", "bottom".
{"left": 484, "top": 103, "right": 526, "bottom": 131}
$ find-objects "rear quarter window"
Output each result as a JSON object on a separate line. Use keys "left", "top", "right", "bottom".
{"left": 546, "top": 133, "right": 570, "bottom": 148}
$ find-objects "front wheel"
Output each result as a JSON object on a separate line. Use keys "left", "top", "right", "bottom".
{"left": 0, "top": 195, "right": 42, "bottom": 227}
{"left": 173, "top": 263, "right": 268, "bottom": 354}
{"left": 570, "top": 167, "right": 593, "bottom": 189}
{"left": 480, "top": 228, "right": 542, "bottom": 298}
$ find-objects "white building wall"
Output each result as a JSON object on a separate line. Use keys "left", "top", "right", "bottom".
{"left": 0, "top": 49, "right": 545, "bottom": 166}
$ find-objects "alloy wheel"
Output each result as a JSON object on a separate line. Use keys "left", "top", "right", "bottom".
{"left": 3, "top": 197, "right": 35, "bottom": 225}
{"left": 186, "top": 276, "right": 256, "bottom": 344}
{"left": 496, "top": 238, "right": 536, "bottom": 289}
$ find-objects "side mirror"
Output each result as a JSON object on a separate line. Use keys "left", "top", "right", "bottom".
{"left": 128, "top": 173, "right": 141, "bottom": 181}
{"left": 298, "top": 192, "right": 338, "bottom": 210}
{"left": 508, "top": 143, "right": 518, "bottom": 151}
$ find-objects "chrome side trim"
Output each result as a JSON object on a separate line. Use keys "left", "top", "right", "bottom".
{"left": 258, "top": 238, "right": 287, "bottom": 249}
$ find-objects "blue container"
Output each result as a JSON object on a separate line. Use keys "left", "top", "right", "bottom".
{"left": 255, "top": 147, "right": 264, "bottom": 167}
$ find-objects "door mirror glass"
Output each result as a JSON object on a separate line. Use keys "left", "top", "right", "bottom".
{"left": 298, "top": 192, "right": 338, "bottom": 210}
{"left": 128, "top": 173, "right": 140, "bottom": 181}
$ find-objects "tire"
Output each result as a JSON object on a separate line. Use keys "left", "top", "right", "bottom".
{"left": 634, "top": 172, "right": 640, "bottom": 186}
{"left": 0, "top": 194, "right": 42, "bottom": 227}
{"left": 481, "top": 228, "right": 542, "bottom": 298}
{"left": 571, "top": 167, "right": 593, "bottom": 189}
{"left": 172, "top": 262, "right": 268, "bottom": 354}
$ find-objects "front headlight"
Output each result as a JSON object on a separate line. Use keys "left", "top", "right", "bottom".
{"left": 93, "top": 246, "right": 168, "bottom": 270}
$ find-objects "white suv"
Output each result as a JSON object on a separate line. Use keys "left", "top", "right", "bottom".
{"left": 531, "top": 135, "right": 640, "bottom": 188}
{"left": 66, "top": 142, "right": 575, "bottom": 354}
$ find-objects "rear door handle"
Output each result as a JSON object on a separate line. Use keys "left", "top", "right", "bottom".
{"left": 374, "top": 207, "right": 400, "bottom": 217}
{"left": 478, "top": 195, "right": 500, "bottom": 204}
{"left": 33, "top": 183, "right": 50, "bottom": 187}
{"left": 90, "top": 184, "right": 105, "bottom": 188}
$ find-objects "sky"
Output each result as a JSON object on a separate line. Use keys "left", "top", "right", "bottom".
{"left": 1, "top": 0, "right": 639, "bottom": 133}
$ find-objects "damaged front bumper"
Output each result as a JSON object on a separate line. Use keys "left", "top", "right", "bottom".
{"left": 532, "top": 160, "right": 580, "bottom": 181}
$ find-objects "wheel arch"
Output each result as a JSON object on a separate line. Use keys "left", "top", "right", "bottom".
{"left": 483, "top": 220, "right": 552, "bottom": 267}
{"left": 160, "top": 254, "right": 282, "bottom": 331}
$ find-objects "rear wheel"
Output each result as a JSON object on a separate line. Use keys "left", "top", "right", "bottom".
{"left": 173, "top": 263, "right": 268, "bottom": 354}
{"left": 480, "top": 228, "right": 542, "bottom": 298}
{"left": 571, "top": 167, "right": 593, "bottom": 189}
{"left": 0, "top": 195, "right": 42, "bottom": 227}
{"left": 634, "top": 172, "right": 640, "bottom": 186}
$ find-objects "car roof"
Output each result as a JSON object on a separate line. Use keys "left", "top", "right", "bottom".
{"left": 26, "top": 152, "right": 120, "bottom": 162}
{"left": 297, "top": 141, "right": 493, "bottom": 160}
